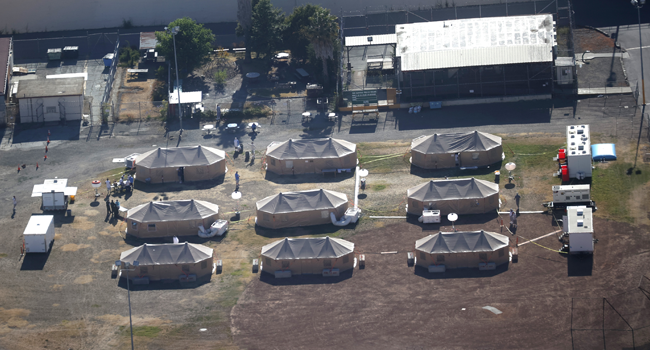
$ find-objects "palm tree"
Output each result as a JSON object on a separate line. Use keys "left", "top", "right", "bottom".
{"left": 303, "top": 8, "right": 339, "bottom": 84}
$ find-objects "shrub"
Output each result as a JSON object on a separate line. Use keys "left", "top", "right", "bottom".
{"left": 152, "top": 80, "right": 167, "bottom": 102}
{"left": 156, "top": 66, "right": 167, "bottom": 81}
{"left": 213, "top": 70, "right": 228, "bottom": 85}
{"left": 119, "top": 41, "right": 140, "bottom": 67}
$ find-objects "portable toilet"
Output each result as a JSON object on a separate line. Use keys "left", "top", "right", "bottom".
{"left": 23, "top": 215, "right": 55, "bottom": 253}
{"left": 103, "top": 53, "right": 115, "bottom": 67}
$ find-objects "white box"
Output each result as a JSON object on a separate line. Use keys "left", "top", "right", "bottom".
{"left": 422, "top": 210, "right": 441, "bottom": 223}
{"left": 23, "top": 215, "right": 55, "bottom": 253}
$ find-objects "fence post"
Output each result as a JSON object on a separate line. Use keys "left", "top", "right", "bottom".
{"left": 139, "top": 102, "right": 141, "bottom": 121}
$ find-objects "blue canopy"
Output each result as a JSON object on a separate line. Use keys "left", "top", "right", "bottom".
{"left": 591, "top": 144, "right": 616, "bottom": 161}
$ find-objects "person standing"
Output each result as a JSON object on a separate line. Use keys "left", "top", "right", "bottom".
{"left": 509, "top": 209, "right": 517, "bottom": 229}
{"left": 12, "top": 196, "right": 17, "bottom": 211}
{"left": 514, "top": 193, "right": 521, "bottom": 210}
{"left": 235, "top": 171, "right": 240, "bottom": 186}
{"left": 178, "top": 168, "right": 183, "bottom": 183}
{"left": 110, "top": 200, "right": 117, "bottom": 218}
{"left": 105, "top": 199, "right": 111, "bottom": 216}
{"left": 106, "top": 178, "right": 111, "bottom": 195}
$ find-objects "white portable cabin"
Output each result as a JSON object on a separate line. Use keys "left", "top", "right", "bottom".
{"left": 565, "top": 206, "right": 594, "bottom": 254}
{"left": 552, "top": 185, "right": 590, "bottom": 204}
{"left": 566, "top": 125, "right": 592, "bottom": 179}
{"left": 31, "top": 178, "right": 78, "bottom": 211}
{"left": 23, "top": 215, "right": 55, "bottom": 253}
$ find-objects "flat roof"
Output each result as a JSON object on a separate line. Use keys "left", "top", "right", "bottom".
{"left": 139, "top": 32, "right": 158, "bottom": 50}
{"left": 168, "top": 90, "right": 202, "bottom": 104}
{"left": 17, "top": 77, "right": 84, "bottom": 99}
{"left": 345, "top": 34, "right": 397, "bottom": 47}
{"left": 566, "top": 206, "right": 593, "bottom": 234}
{"left": 395, "top": 14, "right": 556, "bottom": 71}
{"left": 0, "top": 37, "right": 11, "bottom": 96}
{"left": 24, "top": 215, "right": 54, "bottom": 235}
{"left": 567, "top": 124, "right": 591, "bottom": 156}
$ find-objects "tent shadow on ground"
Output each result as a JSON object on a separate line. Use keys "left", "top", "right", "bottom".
{"left": 567, "top": 254, "right": 593, "bottom": 277}
{"left": 413, "top": 262, "right": 509, "bottom": 279}
{"left": 20, "top": 248, "right": 52, "bottom": 271}
{"left": 264, "top": 171, "right": 354, "bottom": 184}
{"left": 133, "top": 175, "right": 225, "bottom": 194}
{"left": 258, "top": 269, "right": 353, "bottom": 286}
{"left": 122, "top": 232, "right": 227, "bottom": 247}
{"left": 116, "top": 275, "right": 211, "bottom": 291}
{"left": 254, "top": 222, "right": 357, "bottom": 238}
{"left": 409, "top": 161, "right": 502, "bottom": 178}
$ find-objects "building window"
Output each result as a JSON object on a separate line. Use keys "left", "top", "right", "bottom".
{"left": 201, "top": 261, "right": 208, "bottom": 269}
{"left": 437, "top": 255, "right": 445, "bottom": 262}
{"left": 285, "top": 160, "right": 293, "bottom": 169}
{"left": 420, "top": 252, "right": 426, "bottom": 260}
{"left": 479, "top": 253, "right": 488, "bottom": 261}
{"left": 147, "top": 224, "right": 156, "bottom": 232}
{"left": 412, "top": 202, "right": 419, "bottom": 209}
{"left": 321, "top": 211, "right": 329, "bottom": 219}
{"left": 139, "top": 266, "right": 148, "bottom": 274}
{"left": 131, "top": 222, "right": 137, "bottom": 230}
{"left": 472, "top": 152, "right": 480, "bottom": 160}
{"left": 46, "top": 106, "right": 57, "bottom": 114}
{"left": 182, "top": 265, "right": 190, "bottom": 272}
{"left": 323, "top": 259, "right": 332, "bottom": 267}
{"left": 281, "top": 260, "right": 290, "bottom": 268}
{"left": 270, "top": 158, "right": 276, "bottom": 166}
{"left": 281, "top": 215, "right": 288, "bottom": 222}
{"left": 263, "top": 214, "right": 271, "bottom": 221}
{"left": 498, "top": 249, "right": 504, "bottom": 257}
{"left": 342, "top": 255, "right": 349, "bottom": 264}
{"left": 265, "top": 257, "right": 272, "bottom": 266}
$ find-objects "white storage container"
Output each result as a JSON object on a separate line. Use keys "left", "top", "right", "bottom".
{"left": 23, "top": 215, "right": 55, "bottom": 253}
{"left": 210, "top": 220, "right": 229, "bottom": 236}
{"left": 125, "top": 153, "right": 140, "bottom": 169}
{"left": 422, "top": 210, "right": 441, "bottom": 223}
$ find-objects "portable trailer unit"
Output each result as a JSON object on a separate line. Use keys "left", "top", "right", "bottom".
{"left": 31, "top": 178, "right": 78, "bottom": 211}
{"left": 565, "top": 206, "right": 594, "bottom": 254}
{"left": 543, "top": 185, "right": 597, "bottom": 211}
{"left": 23, "top": 215, "right": 55, "bottom": 253}
{"left": 566, "top": 125, "right": 592, "bottom": 179}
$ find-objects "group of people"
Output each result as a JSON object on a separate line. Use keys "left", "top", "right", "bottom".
{"left": 106, "top": 174, "right": 134, "bottom": 194}
{"left": 106, "top": 199, "right": 121, "bottom": 219}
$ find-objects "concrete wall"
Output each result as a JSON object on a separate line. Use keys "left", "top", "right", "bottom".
{"left": 0, "top": 0, "right": 540, "bottom": 33}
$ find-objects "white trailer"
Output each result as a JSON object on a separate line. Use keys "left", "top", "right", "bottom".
{"left": 23, "top": 215, "right": 55, "bottom": 253}
{"left": 566, "top": 125, "right": 592, "bottom": 179}
{"left": 32, "top": 178, "right": 77, "bottom": 211}
{"left": 565, "top": 206, "right": 594, "bottom": 254}
{"left": 543, "top": 184, "right": 597, "bottom": 210}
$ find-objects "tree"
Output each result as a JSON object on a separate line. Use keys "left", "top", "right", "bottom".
{"left": 249, "top": 0, "right": 284, "bottom": 58}
{"left": 155, "top": 17, "right": 215, "bottom": 75}
{"left": 235, "top": 0, "right": 253, "bottom": 61}
{"left": 283, "top": 4, "right": 319, "bottom": 61}
{"left": 303, "top": 8, "right": 339, "bottom": 84}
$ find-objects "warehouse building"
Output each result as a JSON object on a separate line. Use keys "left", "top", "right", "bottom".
{"left": 411, "top": 131, "right": 503, "bottom": 169}
{"left": 395, "top": 14, "right": 556, "bottom": 100}
{"left": 261, "top": 237, "right": 355, "bottom": 276}
{"left": 407, "top": 178, "right": 499, "bottom": 216}
{"left": 256, "top": 189, "right": 349, "bottom": 229}
{"left": 265, "top": 138, "right": 357, "bottom": 175}
{"left": 415, "top": 230, "right": 509, "bottom": 271}
{"left": 17, "top": 77, "right": 84, "bottom": 123}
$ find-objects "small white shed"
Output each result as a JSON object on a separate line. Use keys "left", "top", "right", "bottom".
{"left": 32, "top": 178, "right": 77, "bottom": 211}
{"left": 16, "top": 77, "right": 84, "bottom": 123}
{"left": 23, "top": 215, "right": 55, "bottom": 253}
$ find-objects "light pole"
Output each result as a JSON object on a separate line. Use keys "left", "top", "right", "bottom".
{"left": 632, "top": 0, "right": 647, "bottom": 168}
{"left": 115, "top": 260, "right": 139, "bottom": 350}
{"left": 166, "top": 26, "right": 183, "bottom": 134}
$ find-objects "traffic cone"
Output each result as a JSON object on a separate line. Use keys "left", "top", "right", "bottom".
{"left": 47, "top": 137, "right": 50, "bottom": 144}
{"left": 36, "top": 162, "right": 39, "bottom": 169}
{"left": 17, "top": 166, "right": 20, "bottom": 172}
{"left": 44, "top": 155, "right": 47, "bottom": 160}
{"left": 48, "top": 129, "right": 51, "bottom": 136}
{"left": 45, "top": 145, "right": 48, "bottom": 152}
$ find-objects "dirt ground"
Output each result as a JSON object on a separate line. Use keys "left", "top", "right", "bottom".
{"left": 574, "top": 27, "right": 617, "bottom": 54}
{"left": 231, "top": 215, "right": 650, "bottom": 349}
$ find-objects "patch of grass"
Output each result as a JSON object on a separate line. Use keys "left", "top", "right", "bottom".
{"left": 591, "top": 162, "right": 650, "bottom": 222}
{"left": 213, "top": 70, "right": 228, "bottom": 85}
{"left": 0, "top": 253, "right": 7, "bottom": 258}
{"left": 372, "top": 184, "right": 387, "bottom": 191}
{"left": 120, "top": 325, "right": 161, "bottom": 338}
{"left": 91, "top": 304, "right": 101, "bottom": 308}
{"left": 230, "top": 269, "right": 245, "bottom": 276}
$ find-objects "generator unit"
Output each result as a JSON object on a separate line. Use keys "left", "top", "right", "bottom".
{"left": 564, "top": 206, "right": 595, "bottom": 254}
{"left": 543, "top": 184, "right": 597, "bottom": 210}
{"left": 566, "top": 125, "right": 592, "bottom": 179}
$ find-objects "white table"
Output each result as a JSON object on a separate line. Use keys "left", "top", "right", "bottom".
{"left": 246, "top": 72, "right": 260, "bottom": 79}
{"left": 202, "top": 124, "right": 215, "bottom": 134}
{"left": 248, "top": 122, "right": 260, "bottom": 132}
{"left": 328, "top": 112, "right": 337, "bottom": 121}
{"left": 275, "top": 53, "right": 290, "bottom": 59}
{"left": 226, "top": 123, "right": 238, "bottom": 132}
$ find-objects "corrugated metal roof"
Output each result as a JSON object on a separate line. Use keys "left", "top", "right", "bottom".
{"left": 0, "top": 37, "right": 11, "bottom": 96}
{"left": 139, "top": 32, "right": 158, "bottom": 50}
{"left": 396, "top": 14, "right": 555, "bottom": 71}
{"left": 345, "top": 34, "right": 397, "bottom": 47}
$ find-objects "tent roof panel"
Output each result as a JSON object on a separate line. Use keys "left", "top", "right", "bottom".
{"left": 411, "top": 131, "right": 502, "bottom": 154}
{"left": 261, "top": 237, "right": 355, "bottom": 259}
{"left": 415, "top": 231, "right": 509, "bottom": 254}
{"left": 407, "top": 178, "right": 498, "bottom": 201}
{"left": 256, "top": 189, "right": 348, "bottom": 214}
{"left": 127, "top": 199, "right": 219, "bottom": 223}
{"left": 136, "top": 145, "right": 225, "bottom": 168}
{"left": 266, "top": 138, "right": 356, "bottom": 160}
{"left": 120, "top": 242, "right": 213, "bottom": 265}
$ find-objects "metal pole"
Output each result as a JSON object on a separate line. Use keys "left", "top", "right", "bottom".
{"left": 172, "top": 31, "right": 183, "bottom": 133}
{"left": 126, "top": 265, "right": 134, "bottom": 350}
{"left": 634, "top": 2, "right": 646, "bottom": 168}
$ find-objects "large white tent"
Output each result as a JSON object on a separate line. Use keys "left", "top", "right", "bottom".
{"left": 266, "top": 138, "right": 357, "bottom": 175}
{"left": 126, "top": 199, "right": 219, "bottom": 238}
{"left": 411, "top": 131, "right": 503, "bottom": 169}
{"left": 256, "top": 189, "right": 348, "bottom": 229}
{"left": 135, "top": 145, "right": 226, "bottom": 183}
{"left": 261, "top": 237, "right": 355, "bottom": 275}
{"left": 120, "top": 242, "right": 214, "bottom": 281}
{"left": 407, "top": 178, "right": 499, "bottom": 216}
{"left": 415, "top": 230, "right": 509, "bottom": 269}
